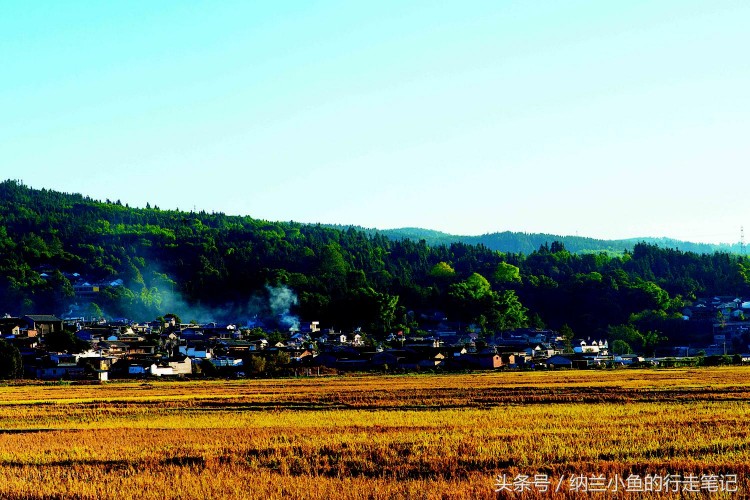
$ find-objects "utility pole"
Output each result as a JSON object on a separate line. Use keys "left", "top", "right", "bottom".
{"left": 742, "top": 226, "right": 746, "bottom": 256}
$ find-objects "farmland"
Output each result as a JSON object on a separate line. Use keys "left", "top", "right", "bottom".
{"left": 0, "top": 368, "right": 749, "bottom": 499}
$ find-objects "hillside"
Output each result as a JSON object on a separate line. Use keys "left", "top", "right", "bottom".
{"left": 1, "top": 179, "right": 749, "bottom": 349}
{"left": 328, "top": 225, "right": 742, "bottom": 255}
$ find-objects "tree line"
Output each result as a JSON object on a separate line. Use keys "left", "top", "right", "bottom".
{"left": 1, "top": 180, "right": 748, "bottom": 347}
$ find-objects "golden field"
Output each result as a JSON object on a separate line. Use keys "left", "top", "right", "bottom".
{"left": 0, "top": 368, "right": 749, "bottom": 499}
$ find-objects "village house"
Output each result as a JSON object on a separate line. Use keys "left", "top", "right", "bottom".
{"left": 203, "top": 323, "right": 238, "bottom": 340}
{"left": 128, "top": 362, "right": 165, "bottom": 377}
{"left": 546, "top": 354, "right": 574, "bottom": 369}
{"left": 684, "top": 302, "right": 715, "bottom": 321}
{"left": 168, "top": 356, "right": 193, "bottom": 375}
{"left": 74, "top": 327, "right": 111, "bottom": 343}
{"left": 525, "top": 343, "right": 558, "bottom": 358}
{"left": 76, "top": 352, "right": 116, "bottom": 371}
{"left": 370, "top": 350, "right": 403, "bottom": 370}
{"left": 98, "top": 340, "right": 129, "bottom": 358}
{"left": 179, "top": 341, "right": 212, "bottom": 359}
{"left": 460, "top": 351, "right": 502, "bottom": 370}
{"left": 0, "top": 317, "right": 23, "bottom": 337}
{"left": 299, "top": 321, "right": 320, "bottom": 334}
{"left": 712, "top": 322, "right": 749, "bottom": 338}
{"left": 178, "top": 328, "right": 205, "bottom": 341}
{"left": 210, "top": 356, "right": 243, "bottom": 369}
{"left": 284, "top": 348, "right": 314, "bottom": 364}
{"left": 130, "top": 323, "right": 152, "bottom": 335}
{"left": 217, "top": 339, "right": 255, "bottom": 357}
{"left": 245, "top": 338, "right": 268, "bottom": 351}
{"left": 404, "top": 337, "right": 442, "bottom": 349}
{"left": 312, "top": 346, "right": 361, "bottom": 369}
{"left": 6, "top": 335, "right": 38, "bottom": 350}
{"left": 163, "top": 314, "right": 179, "bottom": 329}
{"left": 572, "top": 339, "right": 608, "bottom": 355}
{"left": 333, "top": 358, "right": 371, "bottom": 371}
{"left": 400, "top": 351, "right": 445, "bottom": 370}
{"left": 118, "top": 332, "right": 146, "bottom": 343}
{"left": 72, "top": 282, "right": 101, "bottom": 301}
{"left": 23, "top": 315, "right": 64, "bottom": 336}
{"left": 30, "top": 353, "right": 85, "bottom": 380}
{"left": 316, "top": 331, "right": 347, "bottom": 345}
{"left": 447, "top": 345, "right": 468, "bottom": 358}
{"left": 501, "top": 352, "right": 526, "bottom": 368}
{"left": 124, "top": 342, "right": 157, "bottom": 357}
{"left": 613, "top": 354, "right": 645, "bottom": 366}
{"left": 347, "top": 332, "right": 364, "bottom": 346}
{"left": 125, "top": 356, "right": 192, "bottom": 377}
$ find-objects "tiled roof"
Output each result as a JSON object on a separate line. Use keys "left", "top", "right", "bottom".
{"left": 24, "top": 315, "right": 62, "bottom": 322}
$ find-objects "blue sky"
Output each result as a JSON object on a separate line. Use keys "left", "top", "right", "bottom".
{"left": 2, "top": 1, "right": 749, "bottom": 243}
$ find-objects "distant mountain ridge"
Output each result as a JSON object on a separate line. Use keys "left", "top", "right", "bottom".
{"left": 326, "top": 225, "right": 743, "bottom": 255}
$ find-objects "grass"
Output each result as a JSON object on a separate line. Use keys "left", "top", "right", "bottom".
{"left": 0, "top": 368, "right": 748, "bottom": 498}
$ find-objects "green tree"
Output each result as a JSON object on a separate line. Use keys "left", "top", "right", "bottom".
{"left": 488, "top": 290, "right": 528, "bottom": 332}
{"left": 0, "top": 340, "right": 23, "bottom": 379}
{"left": 265, "top": 351, "right": 291, "bottom": 374}
{"left": 86, "top": 303, "right": 103, "bottom": 320}
{"left": 44, "top": 330, "right": 90, "bottom": 354}
{"left": 199, "top": 359, "right": 218, "bottom": 377}
{"left": 607, "top": 324, "right": 665, "bottom": 356}
{"left": 716, "top": 311, "right": 727, "bottom": 329}
{"left": 641, "top": 330, "right": 667, "bottom": 357}
{"left": 559, "top": 324, "right": 575, "bottom": 353}
{"left": 369, "top": 288, "right": 399, "bottom": 334}
{"left": 607, "top": 324, "right": 643, "bottom": 348}
{"left": 163, "top": 312, "right": 182, "bottom": 324}
{"left": 449, "top": 274, "right": 527, "bottom": 333}
{"left": 529, "top": 313, "right": 546, "bottom": 330}
{"left": 429, "top": 262, "right": 456, "bottom": 279}
{"left": 449, "top": 273, "right": 492, "bottom": 304}
{"left": 448, "top": 273, "right": 493, "bottom": 323}
{"left": 493, "top": 262, "right": 521, "bottom": 284}
{"left": 611, "top": 339, "right": 633, "bottom": 355}
{"left": 247, "top": 355, "right": 266, "bottom": 375}
{"left": 319, "top": 243, "right": 348, "bottom": 286}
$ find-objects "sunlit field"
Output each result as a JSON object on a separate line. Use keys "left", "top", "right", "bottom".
{"left": 1, "top": 368, "right": 749, "bottom": 499}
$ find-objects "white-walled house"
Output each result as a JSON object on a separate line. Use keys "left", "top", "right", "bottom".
{"left": 573, "top": 339, "right": 608, "bottom": 355}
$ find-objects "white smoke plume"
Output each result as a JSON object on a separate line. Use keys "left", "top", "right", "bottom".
{"left": 267, "top": 285, "right": 300, "bottom": 331}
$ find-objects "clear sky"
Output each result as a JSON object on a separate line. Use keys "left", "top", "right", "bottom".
{"left": 2, "top": 1, "right": 749, "bottom": 243}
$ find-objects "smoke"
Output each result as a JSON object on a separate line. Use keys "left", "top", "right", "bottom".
{"left": 139, "top": 283, "right": 301, "bottom": 330}
{"left": 268, "top": 285, "right": 298, "bottom": 315}
{"left": 55, "top": 256, "right": 303, "bottom": 330}
{"left": 267, "top": 285, "right": 300, "bottom": 331}
{"left": 157, "top": 289, "right": 231, "bottom": 325}
{"left": 149, "top": 283, "right": 301, "bottom": 331}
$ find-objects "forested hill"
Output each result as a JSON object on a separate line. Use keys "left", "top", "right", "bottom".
{"left": 1, "top": 179, "right": 750, "bottom": 349}
{"left": 327, "top": 225, "right": 743, "bottom": 255}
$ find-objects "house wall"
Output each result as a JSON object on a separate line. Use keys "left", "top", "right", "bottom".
{"left": 168, "top": 359, "right": 192, "bottom": 375}
{"left": 35, "top": 366, "right": 85, "bottom": 379}
{"left": 150, "top": 365, "right": 174, "bottom": 376}
{"left": 485, "top": 356, "right": 503, "bottom": 369}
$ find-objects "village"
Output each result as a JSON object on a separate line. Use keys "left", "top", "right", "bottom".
{"left": 2, "top": 291, "right": 749, "bottom": 381}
